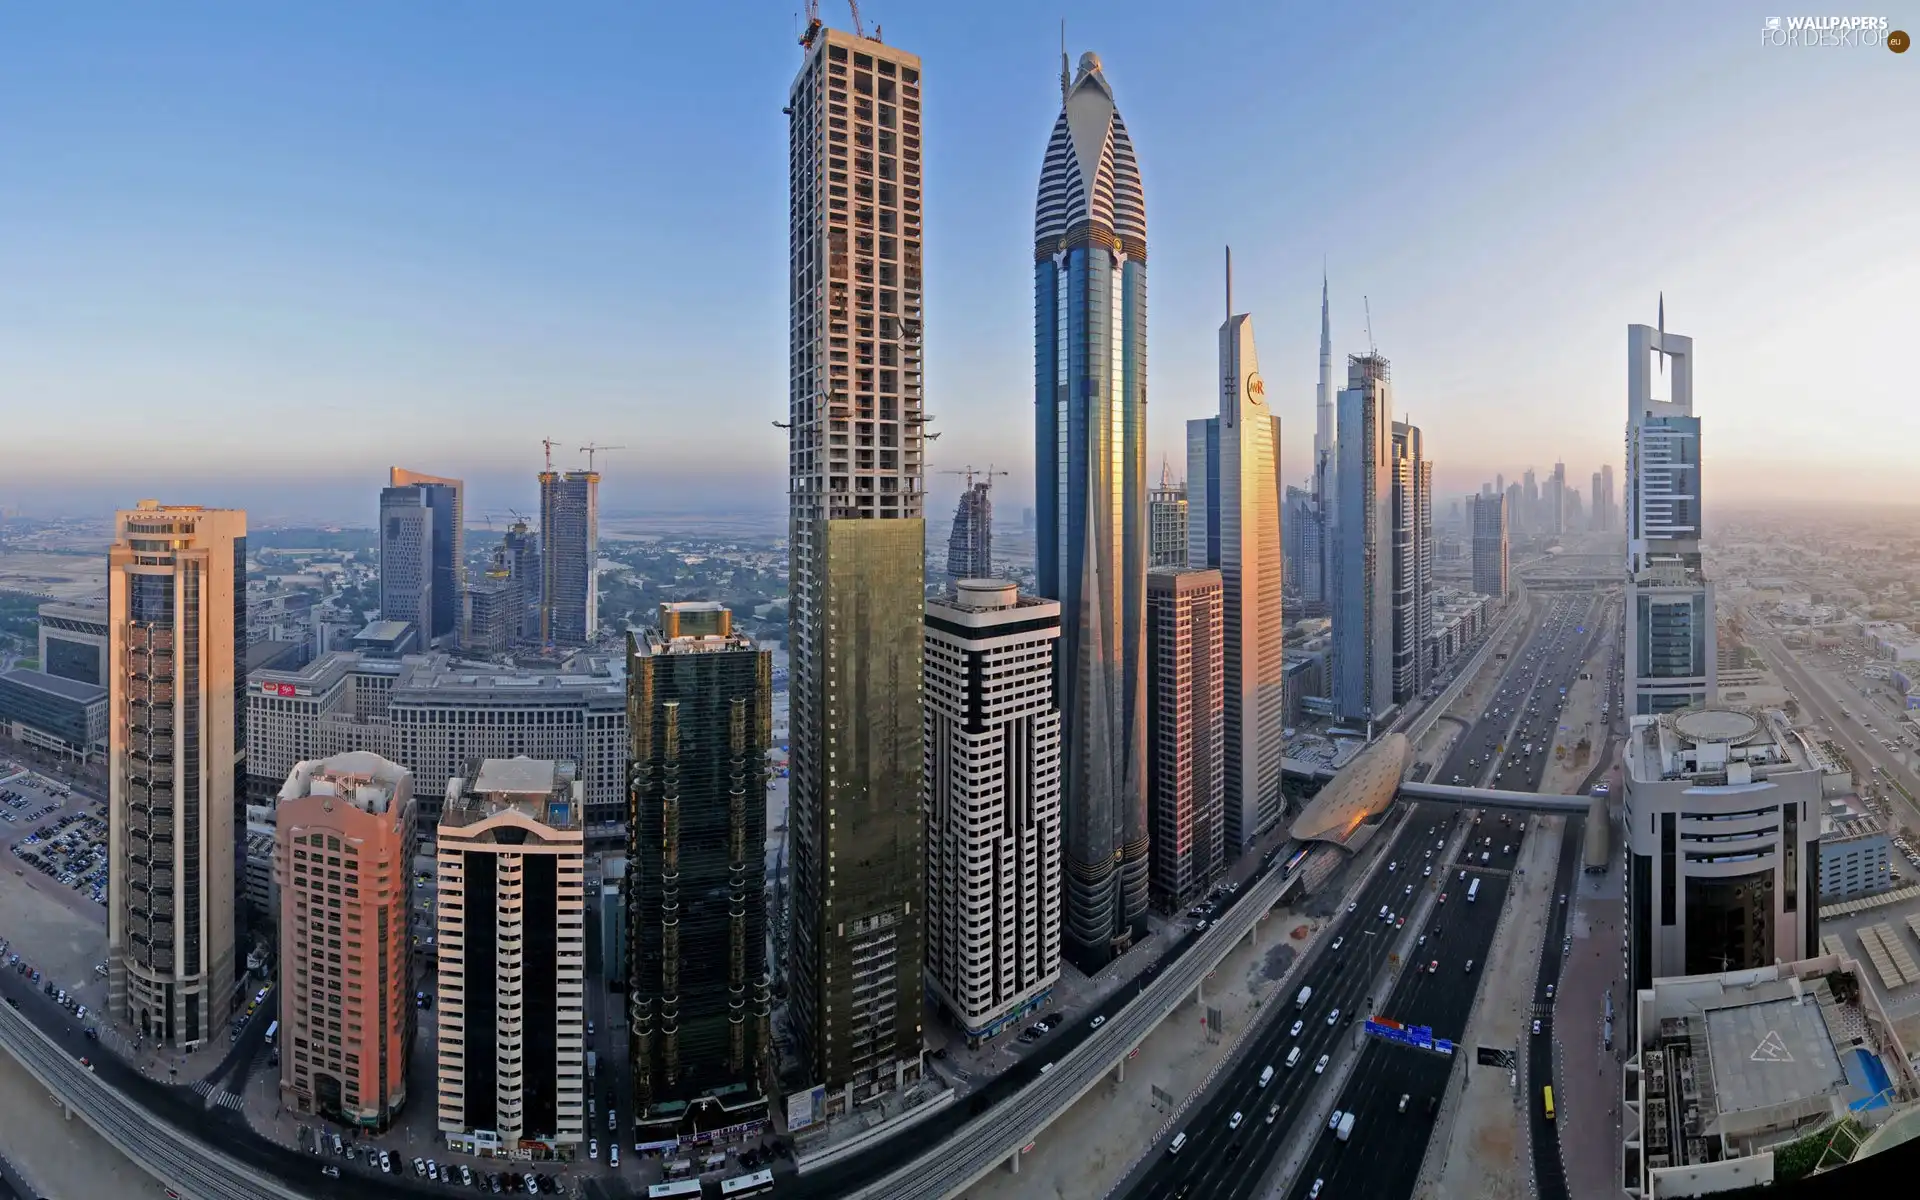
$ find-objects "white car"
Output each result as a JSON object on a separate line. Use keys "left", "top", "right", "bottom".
{"left": 1091, "top": 1015, "right": 1106, "bottom": 1029}
{"left": 589, "top": 1139, "right": 599, "bottom": 1160}
{"left": 1532, "top": 1018, "right": 1542, "bottom": 1035}
{"left": 1348, "top": 901, "right": 1358, "bottom": 913}
{"left": 1291, "top": 1019, "right": 1304, "bottom": 1037}
{"left": 1315, "top": 1054, "right": 1330, "bottom": 1074}
{"left": 1388, "top": 861, "right": 1397, "bottom": 872}
{"left": 1328, "top": 1109, "right": 1343, "bottom": 1131}
{"left": 1405, "top": 884, "right": 1413, "bottom": 895}
{"left": 1229, "top": 1110, "right": 1244, "bottom": 1130}
{"left": 1327, "top": 1008, "right": 1340, "bottom": 1026}
{"left": 1423, "top": 865, "right": 1432, "bottom": 878}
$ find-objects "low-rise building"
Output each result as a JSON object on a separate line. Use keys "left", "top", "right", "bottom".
{"left": 0, "top": 668, "right": 108, "bottom": 763}
{"left": 1818, "top": 799, "right": 1892, "bottom": 900}
{"left": 36, "top": 599, "right": 109, "bottom": 687}
{"left": 1626, "top": 955, "right": 1918, "bottom": 1196}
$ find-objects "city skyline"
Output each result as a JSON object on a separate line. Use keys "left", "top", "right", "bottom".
{"left": 5, "top": 2, "right": 1915, "bottom": 524}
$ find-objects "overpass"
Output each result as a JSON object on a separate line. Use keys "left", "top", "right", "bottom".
{"left": 1397, "top": 779, "right": 1590, "bottom": 812}
{"left": 844, "top": 849, "right": 1314, "bottom": 1200}
{"left": 0, "top": 995, "right": 303, "bottom": 1200}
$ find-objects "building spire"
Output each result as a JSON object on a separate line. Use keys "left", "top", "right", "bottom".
{"left": 1658, "top": 290, "right": 1666, "bottom": 375}
{"left": 1225, "top": 245, "right": 1233, "bottom": 321}
{"left": 1060, "top": 19, "right": 1070, "bottom": 101}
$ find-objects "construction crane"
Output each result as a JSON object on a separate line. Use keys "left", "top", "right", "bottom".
{"left": 541, "top": 438, "right": 560, "bottom": 473}
{"left": 941, "top": 465, "right": 1009, "bottom": 491}
{"left": 1364, "top": 296, "right": 1377, "bottom": 356}
{"left": 800, "top": 0, "right": 869, "bottom": 49}
{"left": 579, "top": 442, "right": 626, "bottom": 473}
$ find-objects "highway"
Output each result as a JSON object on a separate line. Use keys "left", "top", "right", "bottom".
{"left": 1526, "top": 805, "right": 1583, "bottom": 1200}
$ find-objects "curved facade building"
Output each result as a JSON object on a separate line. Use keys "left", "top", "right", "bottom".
{"left": 1034, "top": 51, "right": 1150, "bottom": 969}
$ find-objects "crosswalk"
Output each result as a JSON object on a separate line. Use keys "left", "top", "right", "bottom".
{"left": 192, "top": 1079, "right": 246, "bottom": 1110}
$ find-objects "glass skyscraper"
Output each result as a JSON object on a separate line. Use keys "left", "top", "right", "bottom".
{"left": 1034, "top": 50, "right": 1150, "bottom": 969}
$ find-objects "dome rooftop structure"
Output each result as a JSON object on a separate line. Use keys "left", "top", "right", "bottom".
{"left": 1291, "top": 733, "right": 1411, "bottom": 846}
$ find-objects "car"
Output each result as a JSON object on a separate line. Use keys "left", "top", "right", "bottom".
{"left": 1328, "top": 1110, "right": 1343, "bottom": 1131}
{"left": 1399, "top": 1093, "right": 1410, "bottom": 1113}
{"left": 588, "top": 1139, "right": 599, "bottom": 1160}
{"left": 1438, "top": 892, "right": 1447, "bottom": 903}
{"left": 1532, "top": 1019, "right": 1542, "bottom": 1035}
{"left": 1429, "top": 959, "right": 1439, "bottom": 973}
{"left": 1291, "top": 1019, "right": 1305, "bottom": 1036}
{"left": 1418, "top": 934, "right": 1427, "bottom": 946}
{"left": 1388, "top": 861, "right": 1396, "bottom": 872}
{"left": 1315, "top": 1054, "right": 1330, "bottom": 1074}
{"left": 1379, "top": 905, "right": 1389, "bottom": 920}
{"left": 413, "top": 1158, "right": 427, "bottom": 1177}
{"left": 1465, "top": 959, "right": 1475, "bottom": 972}
{"left": 1267, "top": 1102, "right": 1280, "bottom": 1124}
{"left": 1327, "top": 1008, "right": 1340, "bottom": 1025}
{"left": 1405, "top": 884, "right": 1413, "bottom": 895}
{"left": 1310, "top": 1179, "right": 1326, "bottom": 1199}
{"left": 1546, "top": 983, "right": 1555, "bottom": 998}
{"left": 1347, "top": 900, "right": 1358, "bottom": 913}
{"left": 1229, "top": 1110, "right": 1244, "bottom": 1129}
{"left": 1460, "top": 869, "right": 1467, "bottom": 880}
{"left": 322, "top": 1165, "right": 341, "bottom": 1178}
{"left": 1091, "top": 1015, "right": 1106, "bottom": 1029}
{"left": 1396, "top": 917, "right": 1405, "bottom": 928}
{"left": 1424, "top": 849, "right": 1432, "bottom": 859}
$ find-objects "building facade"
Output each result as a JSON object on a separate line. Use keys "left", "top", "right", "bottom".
{"left": 1145, "top": 567, "right": 1224, "bottom": 911}
{"left": 1626, "top": 311, "right": 1715, "bottom": 715}
{"left": 1332, "top": 354, "right": 1395, "bottom": 726}
{"left": 1148, "top": 476, "right": 1188, "bottom": 570}
{"left": 435, "top": 759, "right": 586, "bottom": 1158}
{"left": 1817, "top": 804, "right": 1891, "bottom": 900}
{"left": 273, "top": 752, "right": 415, "bottom": 1129}
{"left": 389, "top": 469, "right": 464, "bottom": 645}
{"left": 1033, "top": 49, "right": 1151, "bottom": 971}
{"left": 1470, "top": 492, "right": 1509, "bottom": 600}
{"left": 626, "top": 604, "right": 773, "bottom": 1137}
{"left": 784, "top": 26, "right": 929, "bottom": 1106}
{"left": 945, "top": 482, "right": 993, "bottom": 583}
{"left": 1624, "top": 706, "right": 1822, "bottom": 999}
{"left": 540, "top": 470, "right": 600, "bottom": 647}
{"left": 107, "top": 501, "right": 247, "bottom": 1048}
{"left": 923, "top": 581, "right": 1063, "bottom": 1042}
{"left": 378, "top": 484, "right": 434, "bottom": 649}
{"left": 37, "top": 598, "right": 109, "bottom": 687}
{"left": 0, "top": 668, "right": 107, "bottom": 762}
{"left": 1389, "top": 420, "right": 1432, "bottom": 705}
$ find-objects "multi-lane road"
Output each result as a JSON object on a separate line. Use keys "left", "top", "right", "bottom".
{"left": 1118, "top": 592, "right": 1610, "bottom": 1200}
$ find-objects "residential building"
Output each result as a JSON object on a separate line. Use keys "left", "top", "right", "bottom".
{"left": 1626, "top": 307, "right": 1716, "bottom": 715}
{"left": 37, "top": 598, "right": 109, "bottom": 686}
{"left": 626, "top": 603, "right": 773, "bottom": 1137}
{"left": 1818, "top": 800, "right": 1891, "bottom": 900}
{"left": 436, "top": 758, "right": 586, "bottom": 1158}
{"left": 923, "top": 581, "right": 1063, "bottom": 1042}
{"left": 1186, "top": 262, "right": 1284, "bottom": 853}
{"left": 1148, "top": 472, "right": 1188, "bottom": 570}
{"left": 1389, "top": 420, "right": 1433, "bottom": 703}
{"left": 784, "top": 25, "right": 929, "bottom": 1107}
{"left": 1035, "top": 49, "right": 1151, "bottom": 969}
{"left": 1471, "top": 492, "right": 1509, "bottom": 600}
{"left": 1146, "top": 567, "right": 1224, "bottom": 910}
{"left": 1332, "top": 354, "right": 1395, "bottom": 726}
{"left": 107, "top": 501, "right": 247, "bottom": 1048}
{"left": 540, "top": 470, "right": 599, "bottom": 647}
{"left": 273, "top": 752, "right": 415, "bottom": 1129}
{"left": 378, "top": 485, "right": 434, "bottom": 646}
{"left": 945, "top": 481, "right": 993, "bottom": 583}
{"left": 246, "top": 651, "right": 628, "bottom": 841}
{"left": 1624, "top": 706, "right": 1822, "bottom": 999}
{"left": 388, "top": 469, "right": 464, "bottom": 645}
{"left": 0, "top": 668, "right": 107, "bottom": 762}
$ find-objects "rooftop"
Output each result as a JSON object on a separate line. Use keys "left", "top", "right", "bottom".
{"left": 0, "top": 669, "right": 107, "bottom": 705}
{"left": 278, "top": 751, "right": 411, "bottom": 815}
{"left": 1702, "top": 995, "right": 1847, "bottom": 1117}
{"left": 1290, "top": 733, "right": 1410, "bottom": 845}
{"left": 470, "top": 757, "right": 564, "bottom": 798}
{"left": 1627, "top": 704, "right": 1814, "bottom": 785}
{"left": 443, "top": 757, "right": 581, "bottom": 832}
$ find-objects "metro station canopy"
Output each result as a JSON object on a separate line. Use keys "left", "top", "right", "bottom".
{"left": 1290, "top": 732, "right": 1412, "bottom": 845}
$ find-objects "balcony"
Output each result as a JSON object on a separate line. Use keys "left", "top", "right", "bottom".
{"left": 129, "top": 740, "right": 174, "bottom": 766}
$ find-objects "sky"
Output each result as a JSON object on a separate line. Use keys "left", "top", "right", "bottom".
{"left": 2, "top": 1, "right": 1916, "bottom": 526}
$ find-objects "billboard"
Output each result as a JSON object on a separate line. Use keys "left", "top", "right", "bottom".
{"left": 787, "top": 1085, "right": 827, "bottom": 1133}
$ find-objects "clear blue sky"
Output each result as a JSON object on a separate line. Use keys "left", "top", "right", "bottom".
{"left": 3, "top": 0, "right": 1915, "bottom": 525}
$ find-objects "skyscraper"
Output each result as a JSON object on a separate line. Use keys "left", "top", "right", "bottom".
{"left": 1522, "top": 468, "right": 1538, "bottom": 535}
{"left": 1389, "top": 421, "right": 1432, "bottom": 702}
{"left": 1603, "top": 463, "right": 1616, "bottom": 532}
{"left": 1282, "top": 485, "right": 1323, "bottom": 611}
{"left": 1314, "top": 270, "right": 1336, "bottom": 510}
{"left": 945, "top": 481, "right": 993, "bottom": 583}
{"left": 1034, "top": 49, "right": 1150, "bottom": 969}
{"left": 1146, "top": 567, "right": 1224, "bottom": 910}
{"left": 1548, "top": 460, "right": 1567, "bottom": 536}
{"left": 1148, "top": 466, "right": 1188, "bottom": 569}
{"left": 1471, "top": 492, "right": 1509, "bottom": 600}
{"left": 539, "top": 469, "right": 599, "bottom": 647}
{"left": 923, "top": 581, "right": 1062, "bottom": 1042}
{"left": 1626, "top": 307, "right": 1715, "bottom": 715}
{"left": 435, "top": 759, "right": 586, "bottom": 1155}
{"left": 1332, "top": 355, "right": 1395, "bottom": 726}
{"left": 274, "top": 752, "right": 415, "bottom": 1128}
{"left": 1591, "top": 470, "right": 1605, "bottom": 532}
{"left": 463, "top": 543, "right": 520, "bottom": 653}
{"left": 108, "top": 501, "right": 247, "bottom": 1047}
{"left": 785, "top": 26, "right": 928, "bottom": 1105}
{"left": 627, "top": 603, "right": 772, "bottom": 1137}
{"left": 379, "top": 484, "right": 434, "bottom": 645}
{"left": 503, "top": 519, "right": 542, "bottom": 642}
{"left": 1187, "top": 256, "right": 1283, "bottom": 853}
{"left": 1304, "top": 271, "right": 1335, "bottom": 614}
{"left": 389, "top": 469, "right": 464, "bottom": 644}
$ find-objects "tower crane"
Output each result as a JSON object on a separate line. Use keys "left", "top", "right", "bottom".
{"left": 800, "top": 0, "right": 873, "bottom": 49}
{"left": 579, "top": 442, "right": 626, "bottom": 473}
{"left": 941, "top": 465, "right": 1009, "bottom": 490}
{"left": 541, "top": 438, "right": 560, "bottom": 473}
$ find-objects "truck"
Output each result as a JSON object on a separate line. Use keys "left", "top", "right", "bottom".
{"left": 1296, "top": 986, "right": 1313, "bottom": 1010}
{"left": 586, "top": 1050, "right": 598, "bottom": 1076}
{"left": 1336, "top": 1111, "right": 1355, "bottom": 1142}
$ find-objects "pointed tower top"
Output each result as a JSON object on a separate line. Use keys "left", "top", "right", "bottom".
{"left": 1059, "top": 18, "right": 1069, "bottom": 102}
{"left": 1658, "top": 291, "right": 1666, "bottom": 376}
{"left": 1225, "top": 246, "right": 1233, "bottom": 321}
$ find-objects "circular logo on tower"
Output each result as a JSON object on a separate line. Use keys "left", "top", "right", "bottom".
{"left": 1247, "top": 372, "right": 1267, "bottom": 402}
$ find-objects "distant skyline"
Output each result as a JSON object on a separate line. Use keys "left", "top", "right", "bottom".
{"left": 4, "top": 1, "right": 1915, "bottom": 523}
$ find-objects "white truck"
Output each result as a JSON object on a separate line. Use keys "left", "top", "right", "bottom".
{"left": 1337, "top": 1111, "right": 1355, "bottom": 1142}
{"left": 1296, "top": 985, "right": 1313, "bottom": 1010}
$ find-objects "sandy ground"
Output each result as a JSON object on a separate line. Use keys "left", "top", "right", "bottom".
{"left": 1415, "top": 814, "right": 1565, "bottom": 1200}
{"left": 963, "top": 904, "right": 1314, "bottom": 1200}
{"left": 0, "top": 551, "right": 107, "bottom": 600}
{"left": 0, "top": 1044, "right": 164, "bottom": 1200}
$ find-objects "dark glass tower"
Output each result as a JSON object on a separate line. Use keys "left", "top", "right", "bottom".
{"left": 627, "top": 603, "right": 772, "bottom": 1136}
{"left": 1034, "top": 50, "right": 1150, "bottom": 969}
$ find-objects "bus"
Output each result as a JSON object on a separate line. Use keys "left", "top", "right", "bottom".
{"left": 1543, "top": 1085, "right": 1555, "bottom": 1121}
{"left": 720, "top": 1170, "right": 776, "bottom": 1197}
{"left": 264, "top": 1020, "right": 279, "bottom": 1046}
{"left": 648, "top": 1184, "right": 704, "bottom": 1199}
{"left": 1466, "top": 878, "right": 1481, "bottom": 903}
